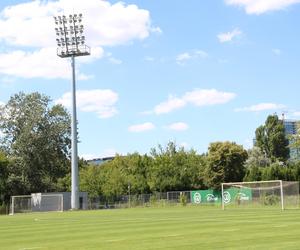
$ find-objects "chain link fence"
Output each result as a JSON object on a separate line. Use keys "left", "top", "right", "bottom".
{"left": 88, "top": 191, "right": 191, "bottom": 209}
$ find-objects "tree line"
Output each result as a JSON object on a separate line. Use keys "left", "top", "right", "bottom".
{"left": 0, "top": 92, "right": 300, "bottom": 207}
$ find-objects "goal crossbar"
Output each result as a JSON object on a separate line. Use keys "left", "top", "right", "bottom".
{"left": 224, "top": 180, "right": 283, "bottom": 185}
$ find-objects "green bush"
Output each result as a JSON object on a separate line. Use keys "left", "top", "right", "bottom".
{"left": 0, "top": 203, "right": 7, "bottom": 215}
{"left": 264, "top": 195, "right": 280, "bottom": 206}
{"left": 150, "top": 195, "right": 158, "bottom": 205}
{"left": 179, "top": 193, "right": 187, "bottom": 206}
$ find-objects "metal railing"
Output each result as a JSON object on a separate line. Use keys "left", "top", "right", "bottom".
{"left": 88, "top": 191, "right": 191, "bottom": 209}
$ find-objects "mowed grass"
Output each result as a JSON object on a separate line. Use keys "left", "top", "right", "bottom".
{"left": 1, "top": 206, "right": 300, "bottom": 250}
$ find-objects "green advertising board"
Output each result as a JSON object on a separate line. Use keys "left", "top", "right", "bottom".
{"left": 191, "top": 188, "right": 252, "bottom": 205}
{"left": 222, "top": 187, "right": 252, "bottom": 205}
{"left": 191, "top": 190, "right": 221, "bottom": 204}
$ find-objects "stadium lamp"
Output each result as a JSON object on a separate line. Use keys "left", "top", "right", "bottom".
{"left": 54, "top": 14, "right": 90, "bottom": 210}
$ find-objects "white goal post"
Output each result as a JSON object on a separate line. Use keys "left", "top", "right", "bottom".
{"left": 10, "top": 193, "right": 63, "bottom": 215}
{"left": 221, "top": 180, "right": 299, "bottom": 210}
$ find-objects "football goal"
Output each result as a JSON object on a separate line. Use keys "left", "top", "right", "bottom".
{"left": 221, "top": 180, "right": 299, "bottom": 210}
{"left": 10, "top": 193, "right": 63, "bottom": 215}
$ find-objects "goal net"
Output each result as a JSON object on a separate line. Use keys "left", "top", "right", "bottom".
{"left": 221, "top": 180, "right": 299, "bottom": 210}
{"left": 9, "top": 193, "right": 63, "bottom": 215}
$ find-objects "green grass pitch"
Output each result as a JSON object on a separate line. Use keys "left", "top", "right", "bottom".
{"left": 1, "top": 206, "right": 300, "bottom": 250}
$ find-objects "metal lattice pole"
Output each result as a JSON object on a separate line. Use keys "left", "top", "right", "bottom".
{"left": 54, "top": 14, "right": 90, "bottom": 209}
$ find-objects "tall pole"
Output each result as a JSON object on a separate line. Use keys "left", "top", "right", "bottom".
{"left": 280, "top": 180, "right": 284, "bottom": 211}
{"left": 221, "top": 183, "right": 224, "bottom": 210}
{"left": 54, "top": 14, "right": 90, "bottom": 210}
{"left": 128, "top": 183, "right": 131, "bottom": 208}
{"left": 71, "top": 55, "right": 79, "bottom": 209}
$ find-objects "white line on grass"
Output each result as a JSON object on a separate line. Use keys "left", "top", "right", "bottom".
{"left": 165, "top": 234, "right": 183, "bottom": 238}
{"left": 223, "top": 228, "right": 240, "bottom": 232}
{"left": 105, "top": 239, "right": 125, "bottom": 243}
{"left": 19, "top": 247, "right": 43, "bottom": 250}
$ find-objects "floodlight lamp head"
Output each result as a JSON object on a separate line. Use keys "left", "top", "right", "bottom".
{"left": 54, "top": 13, "right": 90, "bottom": 58}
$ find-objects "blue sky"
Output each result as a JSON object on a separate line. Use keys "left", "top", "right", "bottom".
{"left": 0, "top": 0, "right": 299, "bottom": 159}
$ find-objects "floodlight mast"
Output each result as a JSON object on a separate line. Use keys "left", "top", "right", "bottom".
{"left": 54, "top": 14, "right": 90, "bottom": 210}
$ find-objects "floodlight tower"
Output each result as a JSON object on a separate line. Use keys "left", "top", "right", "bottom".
{"left": 54, "top": 14, "right": 90, "bottom": 209}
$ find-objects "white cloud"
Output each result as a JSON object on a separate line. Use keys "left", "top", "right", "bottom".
{"left": 80, "top": 148, "right": 117, "bottom": 159}
{"left": 243, "top": 138, "right": 253, "bottom": 150}
{"left": 272, "top": 49, "right": 282, "bottom": 55}
{"left": 218, "top": 28, "right": 242, "bottom": 43}
{"left": 176, "top": 50, "right": 208, "bottom": 65}
{"left": 144, "top": 56, "right": 155, "bottom": 62}
{"left": 225, "top": 0, "right": 300, "bottom": 15}
{"left": 100, "top": 148, "right": 118, "bottom": 157}
{"left": 56, "top": 89, "right": 118, "bottom": 118}
{"left": 0, "top": 0, "right": 157, "bottom": 79}
{"left": 0, "top": 46, "right": 103, "bottom": 79}
{"left": 292, "top": 111, "right": 300, "bottom": 117}
{"left": 146, "top": 89, "right": 236, "bottom": 115}
{"left": 0, "top": 0, "right": 156, "bottom": 48}
{"left": 128, "top": 122, "right": 155, "bottom": 132}
{"left": 154, "top": 95, "right": 186, "bottom": 114}
{"left": 150, "top": 26, "right": 163, "bottom": 34}
{"left": 218, "top": 58, "right": 230, "bottom": 64}
{"left": 180, "top": 142, "right": 189, "bottom": 148}
{"left": 166, "top": 122, "right": 189, "bottom": 131}
{"left": 108, "top": 57, "right": 122, "bottom": 65}
{"left": 0, "top": 76, "right": 16, "bottom": 84}
{"left": 195, "top": 50, "right": 208, "bottom": 57}
{"left": 105, "top": 52, "right": 122, "bottom": 65}
{"left": 80, "top": 154, "right": 98, "bottom": 160}
{"left": 183, "top": 89, "right": 236, "bottom": 106}
{"left": 235, "top": 103, "right": 286, "bottom": 112}
{"left": 176, "top": 53, "right": 192, "bottom": 64}
{"left": 0, "top": 103, "right": 4, "bottom": 136}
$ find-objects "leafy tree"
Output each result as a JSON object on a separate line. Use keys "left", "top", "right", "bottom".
{"left": 289, "top": 121, "right": 300, "bottom": 155}
{"left": 149, "top": 142, "right": 206, "bottom": 192}
{"left": 205, "top": 141, "right": 248, "bottom": 190}
{"left": 261, "top": 161, "right": 286, "bottom": 180}
{"left": 243, "top": 166, "right": 262, "bottom": 182}
{"left": 100, "top": 160, "right": 127, "bottom": 199}
{"left": 98, "top": 154, "right": 152, "bottom": 198}
{"left": 0, "top": 92, "right": 71, "bottom": 194}
{"left": 80, "top": 165, "right": 103, "bottom": 199}
{"left": 244, "top": 146, "right": 271, "bottom": 169}
{"left": 0, "top": 151, "right": 9, "bottom": 203}
{"left": 255, "top": 115, "right": 289, "bottom": 162}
